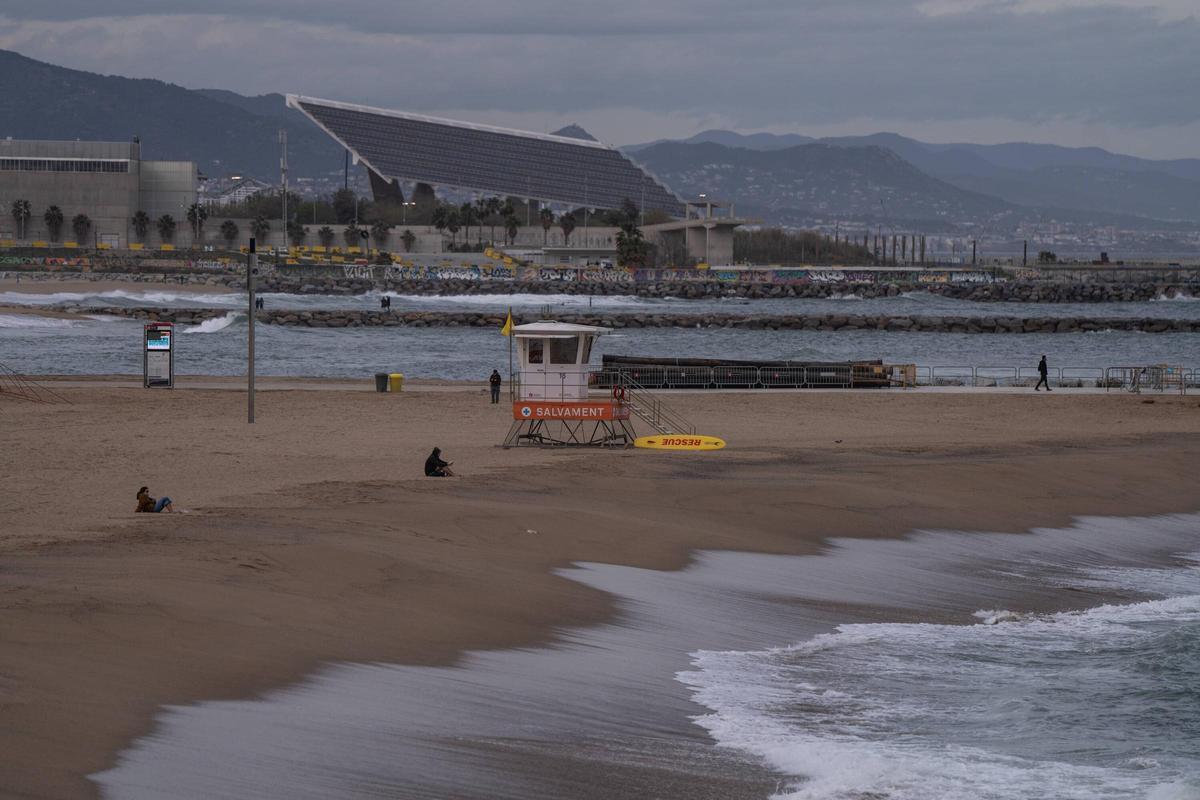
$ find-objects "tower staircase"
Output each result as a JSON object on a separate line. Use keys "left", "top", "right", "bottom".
{"left": 607, "top": 372, "right": 695, "bottom": 435}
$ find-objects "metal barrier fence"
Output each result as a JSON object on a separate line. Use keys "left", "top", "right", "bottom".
{"left": 594, "top": 364, "right": 1197, "bottom": 392}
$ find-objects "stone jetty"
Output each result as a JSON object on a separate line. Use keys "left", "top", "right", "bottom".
{"left": 233, "top": 275, "right": 1197, "bottom": 304}
{"left": 69, "top": 306, "right": 1200, "bottom": 333}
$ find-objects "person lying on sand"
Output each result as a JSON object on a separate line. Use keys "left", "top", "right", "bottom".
{"left": 135, "top": 486, "right": 174, "bottom": 513}
{"left": 424, "top": 447, "right": 456, "bottom": 478}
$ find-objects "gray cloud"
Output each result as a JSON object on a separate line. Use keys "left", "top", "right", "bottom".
{"left": 1, "top": 1, "right": 1197, "bottom": 157}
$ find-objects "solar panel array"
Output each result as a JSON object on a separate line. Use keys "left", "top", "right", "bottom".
{"left": 294, "top": 99, "right": 683, "bottom": 215}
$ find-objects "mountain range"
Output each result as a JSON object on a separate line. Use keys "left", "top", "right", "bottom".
{"left": 627, "top": 130, "right": 1200, "bottom": 223}
{"left": 2, "top": 49, "right": 1198, "bottom": 230}
{"left": 0, "top": 50, "right": 343, "bottom": 178}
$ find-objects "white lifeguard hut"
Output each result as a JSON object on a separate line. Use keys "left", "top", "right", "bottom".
{"left": 504, "top": 321, "right": 636, "bottom": 447}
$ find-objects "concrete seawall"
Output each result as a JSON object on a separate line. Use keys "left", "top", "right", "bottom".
{"left": 70, "top": 306, "right": 1200, "bottom": 333}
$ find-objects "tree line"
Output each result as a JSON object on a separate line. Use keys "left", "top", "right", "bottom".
{"left": 733, "top": 228, "right": 874, "bottom": 266}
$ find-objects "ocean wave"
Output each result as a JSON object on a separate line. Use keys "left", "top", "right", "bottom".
{"left": 182, "top": 313, "right": 243, "bottom": 333}
{"left": 1153, "top": 293, "right": 1197, "bottom": 303}
{"left": 0, "top": 313, "right": 83, "bottom": 329}
{"left": 0, "top": 289, "right": 241, "bottom": 307}
{"left": 378, "top": 291, "right": 669, "bottom": 309}
{"left": 680, "top": 585, "right": 1200, "bottom": 800}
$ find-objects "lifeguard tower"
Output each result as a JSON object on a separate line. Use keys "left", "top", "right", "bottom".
{"left": 504, "top": 321, "right": 636, "bottom": 447}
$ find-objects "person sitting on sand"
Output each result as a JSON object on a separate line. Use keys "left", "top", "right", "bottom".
{"left": 135, "top": 486, "right": 174, "bottom": 513}
{"left": 424, "top": 447, "right": 455, "bottom": 478}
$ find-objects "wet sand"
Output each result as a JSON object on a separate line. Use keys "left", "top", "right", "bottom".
{"left": 1, "top": 384, "right": 1199, "bottom": 798}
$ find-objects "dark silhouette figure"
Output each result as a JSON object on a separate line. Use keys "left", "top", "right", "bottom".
{"left": 255, "top": 296, "right": 265, "bottom": 310}
{"left": 1035, "top": 355, "right": 1051, "bottom": 391}
{"left": 380, "top": 295, "right": 392, "bottom": 310}
{"left": 489, "top": 369, "right": 502, "bottom": 404}
{"left": 425, "top": 447, "right": 455, "bottom": 477}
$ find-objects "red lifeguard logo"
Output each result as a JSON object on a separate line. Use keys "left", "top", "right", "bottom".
{"left": 513, "top": 402, "right": 630, "bottom": 421}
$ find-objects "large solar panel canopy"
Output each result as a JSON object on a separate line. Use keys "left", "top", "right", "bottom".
{"left": 287, "top": 95, "right": 683, "bottom": 216}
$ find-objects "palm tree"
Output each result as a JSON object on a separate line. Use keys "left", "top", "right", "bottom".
{"left": 287, "top": 220, "right": 307, "bottom": 247}
{"left": 43, "top": 206, "right": 65, "bottom": 242}
{"left": 459, "top": 202, "right": 477, "bottom": 246}
{"left": 401, "top": 228, "right": 416, "bottom": 253}
{"left": 370, "top": 219, "right": 390, "bottom": 249}
{"left": 343, "top": 224, "right": 361, "bottom": 248}
{"left": 484, "top": 196, "right": 502, "bottom": 243}
{"left": 157, "top": 214, "right": 177, "bottom": 244}
{"left": 10, "top": 199, "right": 31, "bottom": 240}
{"left": 539, "top": 208, "right": 554, "bottom": 248}
{"left": 558, "top": 212, "right": 577, "bottom": 246}
{"left": 431, "top": 206, "right": 448, "bottom": 239}
{"left": 186, "top": 203, "right": 209, "bottom": 243}
{"left": 251, "top": 215, "right": 271, "bottom": 242}
{"left": 445, "top": 209, "right": 461, "bottom": 246}
{"left": 219, "top": 219, "right": 239, "bottom": 249}
{"left": 504, "top": 214, "right": 519, "bottom": 246}
{"left": 317, "top": 225, "right": 335, "bottom": 249}
{"left": 71, "top": 213, "right": 92, "bottom": 245}
{"left": 132, "top": 210, "right": 151, "bottom": 244}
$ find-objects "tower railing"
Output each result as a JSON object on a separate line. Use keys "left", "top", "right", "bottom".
{"left": 596, "top": 370, "right": 696, "bottom": 435}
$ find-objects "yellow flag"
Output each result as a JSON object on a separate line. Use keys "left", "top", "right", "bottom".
{"left": 500, "top": 311, "right": 513, "bottom": 337}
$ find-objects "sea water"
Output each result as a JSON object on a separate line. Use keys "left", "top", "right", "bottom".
{"left": 2, "top": 309, "right": 1199, "bottom": 379}
{"left": 680, "top": 552, "right": 1200, "bottom": 799}
{"left": 4, "top": 287, "right": 1200, "bottom": 320}
{"left": 93, "top": 514, "right": 1200, "bottom": 799}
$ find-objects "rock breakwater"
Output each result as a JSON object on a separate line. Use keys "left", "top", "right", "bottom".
{"left": 236, "top": 276, "right": 1197, "bottom": 303}
{"left": 70, "top": 306, "right": 1200, "bottom": 333}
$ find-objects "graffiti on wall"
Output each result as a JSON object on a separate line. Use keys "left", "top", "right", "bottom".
{"left": 950, "top": 271, "right": 994, "bottom": 284}
{"left": 0, "top": 256, "right": 93, "bottom": 267}
{"left": 342, "top": 265, "right": 374, "bottom": 280}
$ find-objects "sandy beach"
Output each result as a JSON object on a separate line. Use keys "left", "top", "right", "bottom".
{"left": 2, "top": 382, "right": 1199, "bottom": 798}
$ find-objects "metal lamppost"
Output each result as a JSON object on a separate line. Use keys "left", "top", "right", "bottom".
{"left": 402, "top": 201, "right": 415, "bottom": 225}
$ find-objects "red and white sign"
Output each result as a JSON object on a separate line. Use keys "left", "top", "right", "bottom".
{"left": 513, "top": 402, "right": 630, "bottom": 421}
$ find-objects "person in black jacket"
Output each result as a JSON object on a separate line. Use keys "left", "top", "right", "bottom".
{"left": 424, "top": 447, "right": 455, "bottom": 477}
{"left": 488, "top": 369, "right": 502, "bottom": 404}
{"left": 1034, "top": 355, "right": 1051, "bottom": 391}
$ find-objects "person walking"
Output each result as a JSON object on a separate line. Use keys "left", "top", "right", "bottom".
{"left": 488, "top": 369, "right": 502, "bottom": 404}
{"left": 1034, "top": 355, "right": 1051, "bottom": 392}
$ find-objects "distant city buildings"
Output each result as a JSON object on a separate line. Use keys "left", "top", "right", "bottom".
{"left": 0, "top": 138, "right": 196, "bottom": 246}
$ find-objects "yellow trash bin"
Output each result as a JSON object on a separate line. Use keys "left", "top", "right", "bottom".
{"left": 389, "top": 373, "right": 404, "bottom": 392}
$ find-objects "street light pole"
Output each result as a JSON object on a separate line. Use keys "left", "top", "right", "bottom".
{"left": 279, "top": 129, "right": 288, "bottom": 249}
{"left": 247, "top": 236, "right": 257, "bottom": 424}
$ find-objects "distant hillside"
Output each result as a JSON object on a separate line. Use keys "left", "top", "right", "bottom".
{"left": 630, "top": 141, "right": 1013, "bottom": 226}
{"left": 0, "top": 50, "right": 344, "bottom": 179}
{"left": 627, "top": 129, "right": 815, "bottom": 152}
{"left": 630, "top": 129, "right": 1200, "bottom": 223}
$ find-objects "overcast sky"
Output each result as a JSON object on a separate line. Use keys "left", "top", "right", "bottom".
{"left": 1, "top": 1, "right": 1197, "bottom": 159}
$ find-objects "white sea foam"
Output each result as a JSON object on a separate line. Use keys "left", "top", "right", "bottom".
{"left": 0, "top": 289, "right": 240, "bottom": 307}
{"left": 680, "top": 573, "right": 1200, "bottom": 800}
{"left": 379, "top": 291, "right": 665, "bottom": 308}
{"left": 182, "top": 313, "right": 242, "bottom": 333}
{"left": 1152, "top": 292, "right": 1197, "bottom": 303}
{"left": 0, "top": 313, "right": 83, "bottom": 329}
